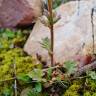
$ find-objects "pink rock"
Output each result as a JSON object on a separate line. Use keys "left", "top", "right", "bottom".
{"left": 24, "top": 0, "right": 96, "bottom": 63}
{"left": 0, "top": 0, "right": 42, "bottom": 28}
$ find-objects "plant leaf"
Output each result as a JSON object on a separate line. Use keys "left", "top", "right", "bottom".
{"left": 3, "top": 29, "right": 15, "bottom": 38}
{"left": 39, "top": 37, "right": 51, "bottom": 52}
{"left": 35, "top": 82, "right": 42, "bottom": 92}
{"left": 17, "top": 74, "right": 31, "bottom": 83}
{"left": 28, "top": 69, "right": 44, "bottom": 82}
{"left": 47, "top": 68, "right": 52, "bottom": 80}
{"left": 64, "top": 61, "right": 76, "bottom": 75}
{"left": 87, "top": 71, "right": 96, "bottom": 80}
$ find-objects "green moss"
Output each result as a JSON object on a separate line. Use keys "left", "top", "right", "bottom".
{"left": 86, "top": 79, "right": 96, "bottom": 92}
{"left": 0, "top": 29, "right": 41, "bottom": 95}
{"left": 0, "top": 48, "right": 39, "bottom": 80}
{"left": 84, "top": 92, "right": 91, "bottom": 96}
{"left": 92, "top": 93, "right": 96, "bottom": 96}
{"left": 0, "top": 48, "right": 39, "bottom": 95}
{"left": 63, "top": 79, "right": 96, "bottom": 96}
{"left": 0, "top": 29, "right": 27, "bottom": 52}
{"left": 64, "top": 83, "right": 80, "bottom": 96}
{"left": 84, "top": 92, "right": 96, "bottom": 96}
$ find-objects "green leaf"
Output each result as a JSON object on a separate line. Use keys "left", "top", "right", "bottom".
{"left": 3, "top": 29, "right": 15, "bottom": 39}
{"left": 35, "top": 82, "right": 42, "bottom": 92}
{"left": 27, "top": 89, "right": 41, "bottom": 96}
{"left": 39, "top": 37, "right": 51, "bottom": 52}
{"left": 53, "top": 0, "right": 64, "bottom": 9}
{"left": 64, "top": 61, "right": 76, "bottom": 75}
{"left": 28, "top": 69, "right": 45, "bottom": 82}
{"left": 17, "top": 74, "right": 31, "bottom": 83}
{"left": 44, "top": 0, "right": 65, "bottom": 9}
{"left": 47, "top": 68, "right": 52, "bottom": 80}
{"left": 87, "top": 71, "right": 96, "bottom": 80}
{"left": 3, "top": 87, "right": 13, "bottom": 96}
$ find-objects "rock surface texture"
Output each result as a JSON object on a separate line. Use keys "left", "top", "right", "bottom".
{"left": 0, "top": 0, "right": 42, "bottom": 28}
{"left": 24, "top": 0, "right": 96, "bottom": 63}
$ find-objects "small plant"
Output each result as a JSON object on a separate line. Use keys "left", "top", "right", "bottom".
{"left": 40, "top": 37, "right": 51, "bottom": 55}
{"left": 86, "top": 71, "right": 96, "bottom": 80}
{"left": 1, "top": 1, "right": 96, "bottom": 96}
{"left": 64, "top": 61, "right": 77, "bottom": 75}
{"left": 40, "top": 0, "right": 61, "bottom": 67}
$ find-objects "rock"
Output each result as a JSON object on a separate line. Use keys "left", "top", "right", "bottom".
{"left": 0, "top": 0, "right": 42, "bottom": 28}
{"left": 24, "top": 0, "right": 96, "bottom": 63}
